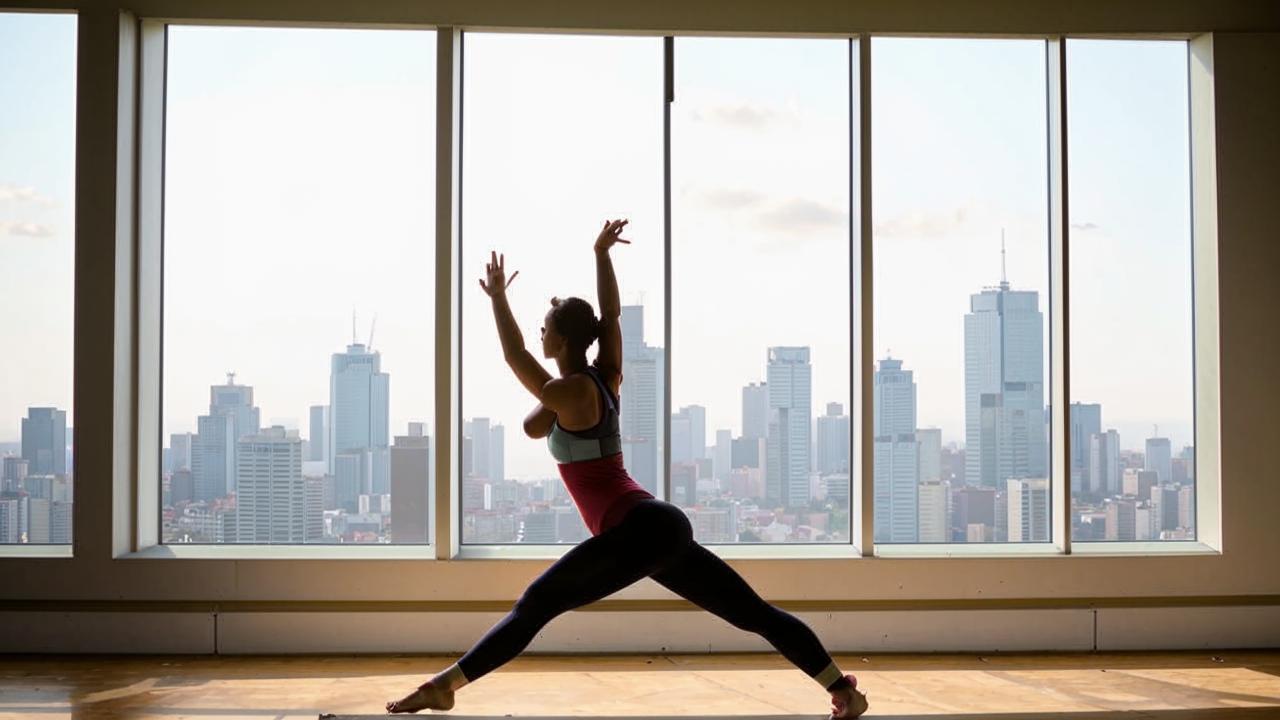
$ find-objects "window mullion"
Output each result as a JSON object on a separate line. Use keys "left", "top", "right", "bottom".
{"left": 435, "top": 27, "right": 461, "bottom": 559}
{"left": 857, "top": 34, "right": 874, "bottom": 557}
{"left": 1047, "top": 36, "right": 1071, "bottom": 554}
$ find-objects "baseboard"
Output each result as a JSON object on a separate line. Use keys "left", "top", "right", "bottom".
{"left": 2, "top": 607, "right": 1276, "bottom": 654}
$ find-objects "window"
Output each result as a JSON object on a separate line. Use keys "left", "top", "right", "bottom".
{"left": 671, "top": 38, "right": 852, "bottom": 544}
{"left": 0, "top": 12, "right": 77, "bottom": 545}
{"left": 160, "top": 26, "right": 436, "bottom": 544}
{"left": 872, "top": 38, "right": 1052, "bottom": 544}
{"left": 460, "top": 33, "right": 664, "bottom": 544}
{"left": 1067, "top": 39, "right": 1194, "bottom": 543}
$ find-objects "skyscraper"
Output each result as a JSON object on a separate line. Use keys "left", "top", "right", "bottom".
{"left": 671, "top": 405, "right": 706, "bottom": 466}
{"left": 329, "top": 341, "right": 390, "bottom": 495}
{"left": 192, "top": 374, "right": 261, "bottom": 500}
{"left": 918, "top": 479, "right": 949, "bottom": 543}
{"left": 391, "top": 423, "right": 431, "bottom": 543}
{"left": 1145, "top": 436, "right": 1172, "bottom": 484}
{"left": 1089, "top": 429, "right": 1121, "bottom": 498}
{"left": 765, "top": 347, "right": 811, "bottom": 509}
{"left": 308, "top": 405, "right": 328, "bottom": 464}
{"left": 489, "top": 423, "right": 504, "bottom": 484}
{"left": 1069, "top": 403, "right": 1102, "bottom": 494}
{"left": 817, "top": 402, "right": 850, "bottom": 475}
{"left": 21, "top": 407, "right": 67, "bottom": 476}
{"left": 1007, "top": 477, "right": 1049, "bottom": 542}
{"left": 742, "top": 381, "right": 769, "bottom": 441}
{"left": 916, "top": 427, "right": 942, "bottom": 483}
{"left": 465, "top": 417, "right": 492, "bottom": 479}
{"left": 169, "top": 432, "right": 193, "bottom": 474}
{"left": 619, "top": 304, "right": 661, "bottom": 496}
{"left": 234, "top": 426, "right": 306, "bottom": 543}
{"left": 964, "top": 266, "right": 1046, "bottom": 489}
{"left": 873, "top": 356, "right": 919, "bottom": 542}
{"left": 713, "top": 429, "right": 733, "bottom": 482}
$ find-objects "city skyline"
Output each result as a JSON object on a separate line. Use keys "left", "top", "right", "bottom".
{"left": 3, "top": 17, "right": 1200, "bottom": 547}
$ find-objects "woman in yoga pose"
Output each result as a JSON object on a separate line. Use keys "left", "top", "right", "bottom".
{"left": 387, "top": 219, "right": 868, "bottom": 719}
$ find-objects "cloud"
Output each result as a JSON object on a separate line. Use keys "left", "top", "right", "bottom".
{"left": 0, "top": 221, "right": 55, "bottom": 238}
{"left": 0, "top": 183, "right": 54, "bottom": 206}
{"left": 695, "top": 103, "right": 778, "bottom": 129}
{"left": 874, "top": 207, "right": 970, "bottom": 238}
{"left": 757, "top": 198, "right": 847, "bottom": 233}
{"left": 699, "top": 188, "right": 766, "bottom": 210}
{"left": 1070, "top": 221, "right": 1100, "bottom": 232}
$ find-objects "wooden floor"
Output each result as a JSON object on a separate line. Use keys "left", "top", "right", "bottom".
{"left": 2, "top": 651, "right": 1279, "bottom": 719}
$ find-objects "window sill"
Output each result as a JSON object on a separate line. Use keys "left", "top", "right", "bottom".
{"left": 1070, "top": 541, "right": 1219, "bottom": 556}
{"left": 118, "top": 543, "right": 438, "bottom": 560}
{"left": 876, "top": 542, "right": 1063, "bottom": 558}
{"left": 452, "top": 542, "right": 865, "bottom": 561}
{"left": 0, "top": 544, "right": 73, "bottom": 558}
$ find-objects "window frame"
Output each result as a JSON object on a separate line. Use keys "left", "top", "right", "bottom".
{"left": 0, "top": 4, "right": 1230, "bottom": 608}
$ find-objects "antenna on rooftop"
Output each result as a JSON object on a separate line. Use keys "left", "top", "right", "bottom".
{"left": 352, "top": 307, "right": 357, "bottom": 345}
{"left": 1000, "top": 227, "right": 1008, "bottom": 290}
{"left": 368, "top": 314, "right": 378, "bottom": 350}
{"left": 226, "top": 371, "right": 236, "bottom": 386}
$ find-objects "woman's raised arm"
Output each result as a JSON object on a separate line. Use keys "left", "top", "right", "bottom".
{"left": 593, "top": 219, "right": 630, "bottom": 380}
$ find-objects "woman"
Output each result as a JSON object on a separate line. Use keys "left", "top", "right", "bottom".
{"left": 388, "top": 219, "right": 868, "bottom": 719}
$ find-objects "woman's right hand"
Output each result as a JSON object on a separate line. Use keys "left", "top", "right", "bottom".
{"left": 593, "top": 218, "right": 631, "bottom": 253}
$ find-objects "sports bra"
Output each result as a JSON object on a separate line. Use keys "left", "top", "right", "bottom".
{"left": 546, "top": 366, "right": 622, "bottom": 463}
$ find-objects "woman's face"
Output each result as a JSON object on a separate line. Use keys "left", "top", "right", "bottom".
{"left": 541, "top": 304, "right": 561, "bottom": 359}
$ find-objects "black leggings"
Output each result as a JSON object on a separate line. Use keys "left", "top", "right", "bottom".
{"left": 456, "top": 498, "right": 839, "bottom": 683}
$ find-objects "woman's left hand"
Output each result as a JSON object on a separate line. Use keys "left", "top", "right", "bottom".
{"left": 594, "top": 218, "right": 631, "bottom": 252}
{"left": 479, "top": 250, "right": 519, "bottom": 297}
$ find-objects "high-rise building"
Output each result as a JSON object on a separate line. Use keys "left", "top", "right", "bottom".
{"left": 952, "top": 485, "right": 995, "bottom": 542}
{"left": 1122, "top": 468, "right": 1158, "bottom": 499}
{"left": 713, "top": 429, "right": 733, "bottom": 482}
{"left": 2, "top": 456, "right": 29, "bottom": 493}
{"left": 1178, "top": 484, "right": 1195, "bottom": 531}
{"left": 916, "top": 428, "right": 942, "bottom": 483}
{"left": 21, "top": 407, "right": 67, "bottom": 476}
{"left": 1007, "top": 477, "right": 1049, "bottom": 542}
{"left": 918, "top": 479, "right": 949, "bottom": 543}
{"left": 489, "top": 424, "right": 504, "bottom": 484}
{"left": 308, "top": 405, "right": 328, "bottom": 464}
{"left": 874, "top": 357, "right": 919, "bottom": 543}
{"left": 465, "top": 418, "right": 492, "bottom": 479}
{"left": 765, "top": 347, "right": 812, "bottom": 509}
{"left": 1069, "top": 403, "right": 1101, "bottom": 494}
{"left": 1151, "top": 485, "right": 1179, "bottom": 538}
{"left": 391, "top": 423, "right": 431, "bottom": 543}
{"left": 234, "top": 426, "right": 306, "bottom": 543}
{"left": 329, "top": 341, "right": 390, "bottom": 494}
{"left": 742, "top": 381, "right": 768, "bottom": 441}
{"left": 192, "top": 374, "right": 261, "bottom": 500}
{"left": 964, "top": 272, "right": 1046, "bottom": 489}
{"left": 1145, "top": 436, "right": 1172, "bottom": 484}
{"left": 671, "top": 405, "right": 706, "bottom": 465}
{"left": 1089, "top": 429, "right": 1121, "bottom": 498}
{"left": 619, "top": 304, "right": 661, "bottom": 496}
{"left": 817, "top": 402, "right": 850, "bottom": 475}
{"left": 1105, "top": 497, "right": 1137, "bottom": 541}
{"left": 169, "top": 432, "right": 193, "bottom": 474}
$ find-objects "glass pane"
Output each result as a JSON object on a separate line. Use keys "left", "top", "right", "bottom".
{"left": 0, "top": 12, "right": 77, "bottom": 545}
{"left": 161, "top": 27, "right": 436, "bottom": 544}
{"left": 461, "top": 34, "right": 663, "bottom": 544}
{"left": 672, "top": 38, "right": 852, "bottom": 544}
{"left": 872, "top": 38, "right": 1051, "bottom": 544}
{"left": 1067, "top": 39, "right": 1193, "bottom": 542}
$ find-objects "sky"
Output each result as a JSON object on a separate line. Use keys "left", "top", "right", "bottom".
{"left": 1, "top": 16, "right": 1195, "bottom": 484}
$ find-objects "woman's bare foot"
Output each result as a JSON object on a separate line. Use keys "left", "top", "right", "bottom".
{"left": 830, "top": 685, "right": 869, "bottom": 719}
{"left": 386, "top": 680, "right": 455, "bottom": 714}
